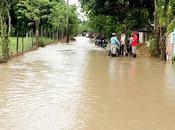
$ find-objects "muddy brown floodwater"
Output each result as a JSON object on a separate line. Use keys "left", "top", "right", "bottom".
{"left": 0, "top": 37, "right": 175, "bottom": 130}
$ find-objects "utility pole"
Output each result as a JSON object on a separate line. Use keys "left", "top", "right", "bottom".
{"left": 66, "top": 0, "right": 69, "bottom": 43}
{"left": 154, "top": 0, "right": 157, "bottom": 31}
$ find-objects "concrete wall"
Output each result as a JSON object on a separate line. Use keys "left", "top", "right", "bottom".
{"left": 138, "top": 32, "right": 150, "bottom": 44}
{"left": 166, "top": 32, "right": 175, "bottom": 60}
{"left": 139, "top": 32, "right": 143, "bottom": 43}
{"left": 173, "top": 30, "right": 175, "bottom": 56}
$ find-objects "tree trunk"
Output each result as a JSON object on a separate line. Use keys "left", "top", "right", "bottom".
{"left": 1, "top": 37, "right": 9, "bottom": 62}
{"left": 160, "top": 27, "right": 167, "bottom": 61}
{"left": 0, "top": 13, "right": 9, "bottom": 62}
{"left": 7, "top": 4, "right": 11, "bottom": 36}
{"left": 35, "top": 20, "right": 40, "bottom": 47}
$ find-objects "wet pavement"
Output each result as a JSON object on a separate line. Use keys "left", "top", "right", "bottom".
{"left": 0, "top": 37, "right": 175, "bottom": 130}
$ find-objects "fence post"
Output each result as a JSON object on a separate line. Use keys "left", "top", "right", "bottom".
{"left": 16, "top": 29, "right": 19, "bottom": 52}
{"left": 31, "top": 28, "right": 34, "bottom": 47}
{"left": 59, "top": 30, "right": 61, "bottom": 40}
{"left": 57, "top": 29, "right": 59, "bottom": 40}
{"left": 22, "top": 32, "right": 24, "bottom": 53}
{"left": 51, "top": 28, "right": 52, "bottom": 41}
{"left": 44, "top": 28, "right": 46, "bottom": 44}
{"left": 51, "top": 28, "right": 53, "bottom": 40}
{"left": 22, "top": 23, "right": 24, "bottom": 53}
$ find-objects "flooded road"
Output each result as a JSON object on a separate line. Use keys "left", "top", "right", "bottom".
{"left": 0, "top": 37, "right": 175, "bottom": 130}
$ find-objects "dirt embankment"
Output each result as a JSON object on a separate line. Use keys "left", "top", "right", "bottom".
{"left": 137, "top": 43, "right": 150, "bottom": 56}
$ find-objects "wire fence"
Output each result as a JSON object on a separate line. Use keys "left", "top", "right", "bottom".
{"left": 0, "top": 28, "right": 64, "bottom": 59}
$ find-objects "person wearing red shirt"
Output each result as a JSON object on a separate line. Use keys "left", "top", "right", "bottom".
{"left": 131, "top": 31, "right": 138, "bottom": 58}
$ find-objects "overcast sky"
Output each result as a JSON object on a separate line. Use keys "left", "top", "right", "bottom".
{"left": 69, "top": 0, "right": 79, "bottom": 5}
{"left": 67, "top": 0, "right": 87, "bottom": 21}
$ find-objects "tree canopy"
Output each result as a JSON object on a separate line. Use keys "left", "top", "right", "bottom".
{"left": 80, "top": 0, "right": 154, "bottom": 30}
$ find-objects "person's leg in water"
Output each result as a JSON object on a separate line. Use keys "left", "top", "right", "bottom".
{"left": 111, "top": 44, "right": 117, "bottom": 57}
{"left": 116, "top": 45, "right": 120, "bottom": 57}
{"left": 108, "top": 42, "right": 113, "bottom": 56}
{"left": 128, "top": 44, "right": 133, "bottom": 56}
{"left": 125, "top": 44, "right": 129, "bottom": 56}
{"left": 132, "top": 46, "right": 137, "bottom": 58}
{"left": 119, "top": 45, "right": 121, "bottom": 55}
{"left": 108, "top": 49, "right": 111, "bottom": 56}
{"left": 100, "top": 41, "right": 102, "bottom": 47}
{"left": 120, "top": 44, "right": 124, "bottom": 56}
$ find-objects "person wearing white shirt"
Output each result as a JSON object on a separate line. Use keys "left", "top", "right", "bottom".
{"left": 120, "top": 32, "right": 126, "bottom": 56}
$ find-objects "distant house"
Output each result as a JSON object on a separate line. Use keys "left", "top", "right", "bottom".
{"left": 137, "top": 27, "right": 151, "bottom": 44}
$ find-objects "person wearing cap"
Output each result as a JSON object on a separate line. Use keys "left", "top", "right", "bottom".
{"left": 131, "top": 31, "right": 138, "bottom": 57}
{"left": 110, "top": 33, "right": 120, "bottom": 57}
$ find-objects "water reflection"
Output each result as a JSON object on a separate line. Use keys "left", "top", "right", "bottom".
{"left": 0, "top": 37, "right": 175, "bottom": 130}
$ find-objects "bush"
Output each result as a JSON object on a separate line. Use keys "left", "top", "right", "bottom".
{"left": 148, "top": 38, "right": 156, "bottom": 53}
{"left": 39, "top": 39, "right": 45, "bottom": 47}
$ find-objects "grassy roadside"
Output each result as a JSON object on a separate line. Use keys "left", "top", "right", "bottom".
{"left": 0, "top": 37, "right": 55, "bottom": 59}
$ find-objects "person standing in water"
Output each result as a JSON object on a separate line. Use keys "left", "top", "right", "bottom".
{"left": 120, "top": 32, "right": 126, "bottom": 56}
{"left": 126, "top": 34, "right": 133, "bottom": 56}
{"left": 131, "top": 31, "right": 138, "bottom": 58}
{"left": 110, "top": 33, "right": 120, "bottom": 57}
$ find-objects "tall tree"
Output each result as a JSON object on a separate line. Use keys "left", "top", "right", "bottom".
{"left": 153, "top": 0, "right": 175, "bottom": 59}
{"left": 0, "top": 0, "right": 12, "bottom": 62}
{"left": 18, "top": 0, "right": 49, "bottom": 46}
{"left": 49, "top": 0, "right": 67, "bottom": 33}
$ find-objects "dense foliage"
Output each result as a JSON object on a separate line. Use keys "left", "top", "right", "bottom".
{"left": 80, "top": 0, "right": 154, "bottom": 35}
{"left": 152, "top": 0, "right": 175, "bottom": 58}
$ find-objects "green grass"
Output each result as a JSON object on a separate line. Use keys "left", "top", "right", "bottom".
{"left": 0, "top": 37, "right": 54, "bottom": 57}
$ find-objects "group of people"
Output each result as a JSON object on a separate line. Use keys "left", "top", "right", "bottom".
{"left": 109, "top": 31, "right": 138, "bottom": 58}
